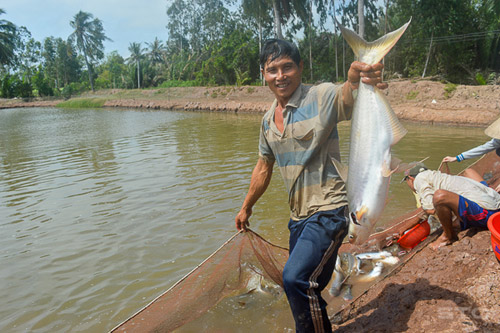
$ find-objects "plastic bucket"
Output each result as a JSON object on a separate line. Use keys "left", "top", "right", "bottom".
{"left": 398, "top": 219, "right": 431, "bottom": 250}
{"left": 487, "top": 212, "right": 500, "bottom": 261}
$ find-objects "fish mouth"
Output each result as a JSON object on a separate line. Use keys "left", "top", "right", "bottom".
{"left": 350, "top": 212, "right": 361, "bottom": 226}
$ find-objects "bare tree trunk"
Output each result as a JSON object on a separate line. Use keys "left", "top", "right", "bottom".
{"left": 258, "top": 0, "right": 264, "bottom": 86}
{"left": 333, "top": 0, "right": 338, "bottom": 82}
{"left": 422, "top": 32, "right": 433, "bottom": 78}
{"left": 358, "top": 0, "right": 365, "bottom": 38}
{"left": 259, "top": 19, "right": 264, "bottom": 85}
{"left": 137, "top": 60, "right": 141, "bottom": 89}
{"left": 83, "top": 54, "right": 95, "bottom": 92}
{"left": 382, "top": 0, "right": 388, "bottom": 79}
{"left": 308, "top": 0, "right": 313, "bottom": 82}
{"left": 343, "top": 36, "right": 346, "bottom": 80}
{"left": 272, "top": 0, "right": 283, "bottom": 39}
{"left": 335, "top": 34, "right": 338, "bottom": 82}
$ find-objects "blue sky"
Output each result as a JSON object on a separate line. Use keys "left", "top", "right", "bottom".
{"left": 2, "top": 0, "right": 169, "bottom": 58}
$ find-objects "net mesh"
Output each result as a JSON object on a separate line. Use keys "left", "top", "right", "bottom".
{"left": 112, "top": 230, "right": 288, "bottom": 332}
{"left": 112, "top": 151, "right": 500, "bottom": 332}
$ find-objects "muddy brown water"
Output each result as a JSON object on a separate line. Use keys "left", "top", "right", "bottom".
{"left": 0, "top": 107, "right": 487, "bottom": 331}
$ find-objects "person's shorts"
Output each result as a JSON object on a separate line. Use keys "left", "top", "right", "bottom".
{"left": 458, "top": 194, "right": 498, "bottom": 230}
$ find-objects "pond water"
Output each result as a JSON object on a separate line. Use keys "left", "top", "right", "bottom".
{"left": 0, "top": 107, "right": 487, "bottom": 332}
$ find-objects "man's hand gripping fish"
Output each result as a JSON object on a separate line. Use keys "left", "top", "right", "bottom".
{"left": 337, "top": 19, "right": 411, "bottom": 245}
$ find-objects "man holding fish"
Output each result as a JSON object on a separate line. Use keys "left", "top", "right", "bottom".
{"left": 234, "top": 38, "right": 388, "bottom": 332}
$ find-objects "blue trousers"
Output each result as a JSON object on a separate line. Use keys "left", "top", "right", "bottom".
{"left": 283, "top": 206, "right": 348, "bottom": 333}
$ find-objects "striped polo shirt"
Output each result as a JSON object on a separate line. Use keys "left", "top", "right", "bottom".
{"left": 259, "top": 83, "right": 352, "bottom": 221}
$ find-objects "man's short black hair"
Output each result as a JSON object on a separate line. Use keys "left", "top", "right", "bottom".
{"left": 260, "top": 39, "right": 301, "bottom": 69}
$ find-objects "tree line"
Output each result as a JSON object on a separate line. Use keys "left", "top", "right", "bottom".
{"left": 0, "top": 0, "right": 499, "bottom": 99}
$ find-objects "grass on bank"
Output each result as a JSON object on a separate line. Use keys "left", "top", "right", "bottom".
{"left": 56, "top": 98, "right": 106, "bottom": 108}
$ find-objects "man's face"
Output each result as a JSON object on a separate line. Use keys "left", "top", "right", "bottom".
{"left": 405, "top": 177, "right": 416, "bottom": 192}
{"left": 261, "top": 56, "right": 303, "bottom": 105}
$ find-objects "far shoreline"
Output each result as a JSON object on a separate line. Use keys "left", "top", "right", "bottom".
{"left": 1, "top": 79, "right": 499, "bottom": 128}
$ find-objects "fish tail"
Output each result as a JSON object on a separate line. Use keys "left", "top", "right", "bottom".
{"left": 336, "top": 19, "right": 411, "bottom": 65}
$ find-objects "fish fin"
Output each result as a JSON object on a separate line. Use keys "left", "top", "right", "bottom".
{"left": 381, "top": 159, "right": 394, "bottom": 178}
{"left": 336, "top": 19, "right": 411, "bottom": 64}
{"left": 385, "top": 101, "right": 408, "bottom": 145}
{"left": 337, "top": 19, "right": 410, "bottom": 145}
{"left": 382, "top": 156, "right": 404, "bottom": 177}
{"left": 387, "top": 156, "right": 409, "bottom": 175}
{"left": 390, "top": 156, "right": 402, "bottom": 170}
{"left": 356, "top": 206, "right": 368, "bottom": 221}
{"left": 332, "top": 157, "right": 348, "bottom": 182}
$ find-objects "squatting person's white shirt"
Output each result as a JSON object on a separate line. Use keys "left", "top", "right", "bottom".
{"left": 414, "top": 170, "right": 500, "bottom": 211}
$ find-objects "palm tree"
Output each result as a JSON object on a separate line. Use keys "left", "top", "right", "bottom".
{"left": 0, "top": 9, "right": 17, "bottom": 66}
{"left": 241, "top": 0, "right": 272, "bottom": 84}
{"left": 127, "top": 42, "right": 145, "bottom": 89}
{"left": 270, "top": 0, "right": 308, "bottom": 39}
{"left": 146, "top": 38, "right": 166, "bottom": 66}
{"left": 69, "top": 11, "right": 110, "bottom": 92}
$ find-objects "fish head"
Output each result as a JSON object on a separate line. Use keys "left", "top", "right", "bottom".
{"left": 347, "top": 206, "right": 373, "bottom": 244}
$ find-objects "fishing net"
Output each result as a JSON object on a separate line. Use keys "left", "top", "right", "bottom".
{"left": 112, "top": 151, "right": 500, "bottom": 332}
{"left": 111, "top": 221, "right": 421, "bottom": 332}
{"left": 111, "top": 230, "right": 289, "bottom": 332}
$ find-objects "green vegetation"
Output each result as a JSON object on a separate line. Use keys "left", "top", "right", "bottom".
{"left": 444, "top": 83, "right": 458, "bottom": 99}
{"left": 406, "top": 91, "right": 419, "bottom": 100}
{"left": 1, "top": 0, "right": 500, "bottom": 99}
{"left": 56, "top": 98, "right": 106, "bottom": 108}
{"left": 475, "top": 73, "right": 487, "bottom": 85}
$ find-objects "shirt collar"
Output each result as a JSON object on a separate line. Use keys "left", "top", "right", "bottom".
{"left": 264, "top": 84, "right": 304, "bottom": 132}
{"left": 286, "top": 83, "right": 304, "bottom": 109}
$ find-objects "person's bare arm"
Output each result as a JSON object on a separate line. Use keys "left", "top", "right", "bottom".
{"left": 235, "top": 157, "right": 274, "bottom": 230}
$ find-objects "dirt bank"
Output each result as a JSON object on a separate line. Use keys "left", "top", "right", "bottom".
{"left": 1, "top": 79, "right": 500, "bottom": 127}
{"left": 333, "top": 228, "right": 500, "bottom": 332}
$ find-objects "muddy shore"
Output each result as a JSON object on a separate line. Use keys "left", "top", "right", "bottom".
{"left": 2, "top": 79, "right": 500, "bottom": 331}
{"left": 334, "top": 228, "right": 500, "bottom": 332}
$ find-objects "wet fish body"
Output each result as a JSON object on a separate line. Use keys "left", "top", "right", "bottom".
{"left": 329, "top": 250, "right": 400, "bottom": 298}
{"left": 340, "top": 252, "right": 357, "bottom": 276}
{"left": 329, "top": 257, "right": 345, "bottom": 297}
{"left": 377, "top": 256, "right": 400, "bottom": 265}
{"left": 341, "top": 284, "right": 353, "bottom": 301}
{"left": 355, "top": 250, "right": 392, "bottom": 261}
{"left": 337, "top": 20, "right": 411, "bottom": 245}
{"left": 357, "top": 261, "right": 384, "bottom": 283}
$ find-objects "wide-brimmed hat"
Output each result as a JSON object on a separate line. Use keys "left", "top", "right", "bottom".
{"left": 401, "top": 162, "right": 428, "bottom": 182}
{"left": 485, "top": 117, "right": 500, "bottom": 139}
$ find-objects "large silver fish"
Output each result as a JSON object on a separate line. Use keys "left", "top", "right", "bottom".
{"left": 337, "top": 20, "right": 411, "bottom": 245}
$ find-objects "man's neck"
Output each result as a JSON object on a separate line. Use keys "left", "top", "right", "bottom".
{"left": 274, "top": 104, "right": 285, "bottom": 134}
